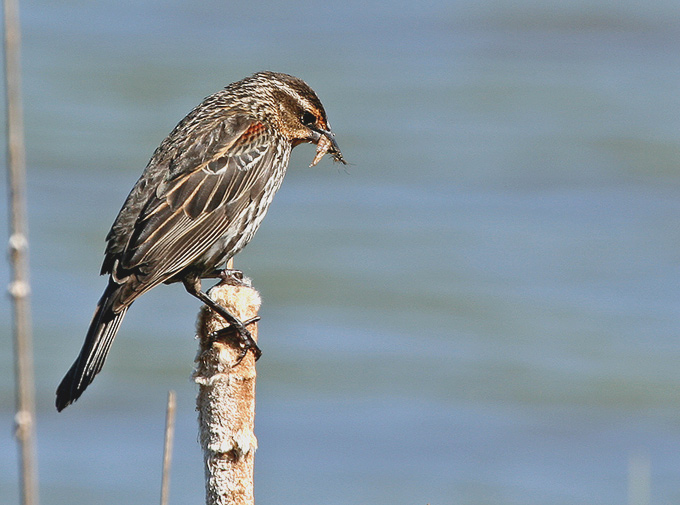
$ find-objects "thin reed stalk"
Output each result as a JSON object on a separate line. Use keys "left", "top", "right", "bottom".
{"left": 3, "top": 0, "right": 39, "bottom": 503}
{"left": 160, "top": 390, "right": 177, "bottom": 505}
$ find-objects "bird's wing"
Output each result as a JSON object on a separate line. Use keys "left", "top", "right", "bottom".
{"left": 102, "top": 112, "right": 256, "bottom": 266}
{"left": 106, "top": 116, "right": 281, "bottom": 306}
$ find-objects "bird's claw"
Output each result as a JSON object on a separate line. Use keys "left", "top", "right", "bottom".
{"left": 208, "top": 315, "right": 262, "bottom": 363}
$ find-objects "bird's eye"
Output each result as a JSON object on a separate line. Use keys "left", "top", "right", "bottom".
{"left": 301, "top": 111, "right": 316, "bottom": 126}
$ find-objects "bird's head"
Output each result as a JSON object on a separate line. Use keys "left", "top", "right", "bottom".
{"left": 250, "top": 71, "right": 347, "bottom": 167}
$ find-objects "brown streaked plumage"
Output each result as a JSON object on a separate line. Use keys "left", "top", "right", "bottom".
{"left": 56, "top": 71, "right": 345, "bottom": 411}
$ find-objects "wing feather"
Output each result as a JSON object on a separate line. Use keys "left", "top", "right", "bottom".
{"left": 204, "top": 172, "right": 227, "bottom": 214}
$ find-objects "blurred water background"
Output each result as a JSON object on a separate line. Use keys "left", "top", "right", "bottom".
{"left": 1, "top": 1, "right": 680, "bottom": 504}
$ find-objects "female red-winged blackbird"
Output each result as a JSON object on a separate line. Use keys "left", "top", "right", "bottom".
{"left": 56, "top": 71, "right": 346, "bottom": 411}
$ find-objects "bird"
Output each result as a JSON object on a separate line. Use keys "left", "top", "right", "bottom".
{"left": 56, "top": 71, "right": 346, "bottom": 411}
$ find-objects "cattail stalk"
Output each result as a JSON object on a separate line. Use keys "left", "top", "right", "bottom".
{"left": 194, "top": 278, "right": 260, "bottom": 505}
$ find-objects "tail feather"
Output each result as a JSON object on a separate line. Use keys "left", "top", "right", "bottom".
{"left": 56, "top": 284, "right": 129, "bottom": 411}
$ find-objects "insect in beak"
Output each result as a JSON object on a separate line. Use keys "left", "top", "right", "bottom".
{"left": 309, "top": 127, "right": 346, "bottom": 167}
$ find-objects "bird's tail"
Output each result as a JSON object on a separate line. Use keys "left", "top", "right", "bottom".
{"left": 56, "top": 282, "right": 129, "bottom": 411}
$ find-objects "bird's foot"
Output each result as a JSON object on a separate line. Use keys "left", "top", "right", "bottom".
{"left": 206, "top": 268, "right": 252, "bottom": 287}
{"left": 203, "top": 267, "right": 246, "bottom": 282}
{"left": 208, "top": 316, "right": 262, "bottom": 364}
{"left": 183, "top": 272, "right": 261, "bottom": 363}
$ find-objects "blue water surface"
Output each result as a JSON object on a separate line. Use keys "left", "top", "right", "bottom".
{"left": 2, "top": 1, "right": 680, "bottom": 504}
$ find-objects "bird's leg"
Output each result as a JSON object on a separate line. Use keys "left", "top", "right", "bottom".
{"left": 182, "top": 274, "right": 262, "bottom": 362}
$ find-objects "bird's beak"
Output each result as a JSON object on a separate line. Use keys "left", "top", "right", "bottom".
{"left": 309, "top": 126, "right": 347, "bottom": 167}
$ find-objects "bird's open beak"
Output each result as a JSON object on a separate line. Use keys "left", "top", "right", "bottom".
{"left": 309, "top": 127, "right": 347, "bottom": 167}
